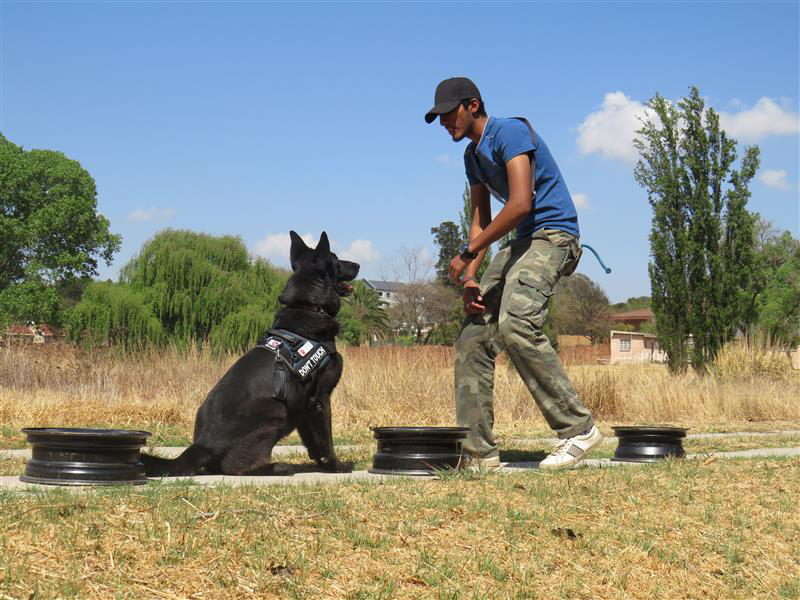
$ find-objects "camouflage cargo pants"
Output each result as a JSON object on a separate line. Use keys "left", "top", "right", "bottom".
{"left": 454, "top": 228, "right": 595, "bottom": 460}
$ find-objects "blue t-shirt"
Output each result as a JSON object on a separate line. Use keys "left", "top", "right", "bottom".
{"left": 464, "top": 116, "right": 579, "bottom": 238}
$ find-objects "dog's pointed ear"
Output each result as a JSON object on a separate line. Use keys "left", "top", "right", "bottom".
{"left": 289, "top": 231, "right": 310, "bottom": 271}
{"left": 315, "top": 231, "right": 330, "bottom": 255}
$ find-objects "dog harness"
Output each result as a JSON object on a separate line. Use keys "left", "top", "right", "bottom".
{"left": 254, "top": 328, "right": 332, "bottom": 411}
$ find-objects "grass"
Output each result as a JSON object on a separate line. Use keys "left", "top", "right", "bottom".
{"left": 1, "top": 458, "right": 798, "bottom": 599}
{"left": 1, "top": 341, "right": 798, "bottom": 449}
{"left": 1, "top": 341, "right": 799, "bottom": 598}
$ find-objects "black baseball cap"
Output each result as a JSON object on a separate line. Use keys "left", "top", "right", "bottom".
{"left": 424, "top": 77, "right": 482, "bottom": 124}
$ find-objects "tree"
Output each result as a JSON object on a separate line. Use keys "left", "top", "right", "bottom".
{"left": 70, "top": 230, "right": 287, "bottom": 351}
{"left": 633, "top": 87, "right": 760, "bottom": 373}
{"left": 611, "top": 296, "right": 651, "bottom": 312}
{"left": 550, "top": 274, "right": 613, "bottom": 343}
{"left": 753, "top": 228, "right": 800, "bottom": 345}
{"left": 0, "top": 134, "right": 121, "bottom": 326}
{"left": 342, "top": 281, "right": 391, "bottom": 343}
{"left": 430, "top": 221, "right": 462, "bottom": 288}
{"left": 382, "top": 247, "right": 433, "bottom": 341}
{"left": 431, "top": 183, "right": 498, "bottom": 290}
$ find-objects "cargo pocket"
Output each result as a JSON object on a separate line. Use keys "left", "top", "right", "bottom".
{"left": 560, "top": 243, "right": 582, "bottom": 277}
{"left": 506, "top": 272, "right": 553, "bottom": 327}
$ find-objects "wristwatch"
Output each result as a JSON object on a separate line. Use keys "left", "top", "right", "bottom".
{"left": 460, "top": 245, "right": 479, "bottom": 261}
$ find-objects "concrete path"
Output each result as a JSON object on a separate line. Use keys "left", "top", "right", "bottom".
{"left": 4, "top": 430, "right": 798, "bottom": 461}
{"left": 2, "top": 446, "right": 798, "bottom": 491}
{"left": 518, "top": 429, "right": 800, "bottom": 447}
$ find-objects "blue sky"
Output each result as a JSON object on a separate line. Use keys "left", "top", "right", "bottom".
{"left": 2, "top": 0, "right": 798, "bottom": 302}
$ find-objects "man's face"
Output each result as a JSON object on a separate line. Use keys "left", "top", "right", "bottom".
{"left": 439, "top": 102, "right": 473, "bottom": 142}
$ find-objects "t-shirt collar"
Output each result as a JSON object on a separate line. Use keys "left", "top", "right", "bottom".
{"left": 477, "top": 115, "right": 495, "bottom": 148}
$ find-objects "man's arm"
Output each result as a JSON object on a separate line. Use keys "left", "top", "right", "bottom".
{"left": 463, "top": 183, "right": 491, "bottom": 280}
{"left": 448, "top": 154, "right": 532, "bottom": 284}
{"left": 465, "top": 154, "right": 532, "bottom": 254}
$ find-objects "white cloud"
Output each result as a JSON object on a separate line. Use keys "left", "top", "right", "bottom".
{"left": 577, "top": 93, "right": 799, "bottom": 163}
{"left": 335, "top": 239, "right": 381, "bottom": 263}
{"left": 577, "top": 92, "right": 652, "bottom": 162}
{"left": 254, "top": 232, "right": 315, "bottom": 263}
{"left": 572, "top": 193, "right": 590, "bottom": 210}
{"left": 759, "top": 169, "right": 790, "bottom": 191}
{"left": 253, "top": 232, "right": 380, "bottom": 267}
{"left": 127, "top": 207, "right": 175, "bottom": 223}
{"left": 718, "top": 98, "right": 799, "bottom": 142}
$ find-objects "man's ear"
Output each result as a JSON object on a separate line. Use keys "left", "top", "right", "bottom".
{"left": 315, "top": 231, "right": 330, "bottom": 255}
{"left": 289, "top": 230, "right": 310, "bottom": 271}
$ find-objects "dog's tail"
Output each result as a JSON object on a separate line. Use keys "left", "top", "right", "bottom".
{"left": 140, "top": 444, "right": 214, "bottom": 477}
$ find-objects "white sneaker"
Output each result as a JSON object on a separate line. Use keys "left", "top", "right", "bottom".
{"left": 539, "top": 426, "right": 603, "bottom": 469}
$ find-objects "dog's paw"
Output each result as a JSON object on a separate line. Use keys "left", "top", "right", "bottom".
{"left": 332, "top": 460, "right": 353, "bottom": 473}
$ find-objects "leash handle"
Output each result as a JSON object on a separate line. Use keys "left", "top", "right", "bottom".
{"left": 580, "top": 244, "right": 612, "bottom": 274}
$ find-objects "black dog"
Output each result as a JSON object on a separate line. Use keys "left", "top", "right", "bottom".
{"left": 141, "top": 231, "right": 359, "bottom": 477}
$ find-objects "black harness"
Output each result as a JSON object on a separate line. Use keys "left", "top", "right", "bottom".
{"left": 254, "top": 327, "right": 333, "bottom": 412}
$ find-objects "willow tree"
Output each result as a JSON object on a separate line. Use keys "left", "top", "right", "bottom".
{"left": 70, "top": 230, "right": 287, "bottom": 352}
{"left": 634, "top": 87, "right": 760, "bottom": 373}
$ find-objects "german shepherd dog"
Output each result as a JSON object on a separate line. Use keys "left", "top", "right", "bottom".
{"left": 141, "top": 231, "right": 358, "bottom": 477}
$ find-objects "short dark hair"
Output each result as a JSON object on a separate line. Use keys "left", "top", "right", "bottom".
{"left": 461, "top": 98, "right": 487, "bottom": 118}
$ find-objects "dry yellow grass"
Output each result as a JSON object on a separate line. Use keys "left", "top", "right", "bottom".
{"left": 2, "top": 341, "right": 799, "bottom": 599}
{"left": 1, "top": 340, "right": 799, "bottom": 449}
{"left": 1, "top": 459, "right": 798, "bottom": 599}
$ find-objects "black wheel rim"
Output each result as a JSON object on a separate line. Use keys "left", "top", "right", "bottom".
{"left": 21, "top": 427, "right": 151, "bottom": 486}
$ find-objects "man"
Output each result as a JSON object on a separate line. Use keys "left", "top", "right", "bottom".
{"left": 425, "top": 77, "right": 602, "bottom": 469}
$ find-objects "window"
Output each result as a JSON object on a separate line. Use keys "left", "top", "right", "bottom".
{"left": 620, "top": 338, "right": 631, "bottom": 352}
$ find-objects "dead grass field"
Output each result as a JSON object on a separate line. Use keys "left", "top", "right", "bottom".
{"left": 1, "top": 342, "right": 799, "bottom": 598}
{"left": 1, "top": 341, "right": 798, "bottom": 448}
{"left": 1, "top": 458, "right": 798, "bottom": 599}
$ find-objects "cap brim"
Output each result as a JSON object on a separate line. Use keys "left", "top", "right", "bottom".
{"left": 424, "top": 100, "right": 461, "bottom": 123}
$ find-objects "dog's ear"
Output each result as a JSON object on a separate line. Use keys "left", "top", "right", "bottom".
{"left": 289, "top": 231, "right": 310, "bottom": 271}
{"left": 315, "top": 231, "right": 331, "bottom": 256}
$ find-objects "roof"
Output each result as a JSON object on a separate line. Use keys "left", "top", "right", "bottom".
{"left": 608, "top": 308, "right": 654, "bottom": 321}
{"left": 610, "top": 330, "right": 659, "bottom": 338}
{"left": 362, "top": 280, "right": 406, "bottom": 293}
{"left": 6, "top": 323, "right": 54, "bottom": 336}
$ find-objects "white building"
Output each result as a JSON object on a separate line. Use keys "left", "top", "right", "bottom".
{"left": 362, "top": 280, "right": 406, "bottom": 306}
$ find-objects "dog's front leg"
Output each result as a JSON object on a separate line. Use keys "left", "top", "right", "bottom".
{"left": 298, "top": 354, "right": 352, "bottom": 473}
{"left": 297, "top": 398, "right": 352, "bottom": 473}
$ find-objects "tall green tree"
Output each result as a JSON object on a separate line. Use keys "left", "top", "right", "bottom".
{"left": 753, "top": 228, "right": 800, "bottom": 344}
{"left": 0, "top": 134, "right": 121, "bottom": 326}
{"left": 70, "top": 230, "right": 287, "bottom": 352}
{"left": 430, "top": 221, "right": 462, "bottom": 287}
{"left": 634, "top": 87, "right": 760, "bottom": 373}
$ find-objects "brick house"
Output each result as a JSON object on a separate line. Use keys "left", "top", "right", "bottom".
{"left": 2, "top": 322, "right": 55, "bottom": 344}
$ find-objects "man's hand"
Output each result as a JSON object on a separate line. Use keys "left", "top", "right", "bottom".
{"left": 462, "top": 279, "right": 485, "bottom": 315}
{"left": 449, "top": 254, "right": 471, "bottom": 284}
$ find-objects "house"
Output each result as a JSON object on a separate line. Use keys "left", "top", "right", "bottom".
{"left": 609, "top": 330, "right": 666, "bottom": 364}
{"left": 608, "top": 308, "right": 655, "bottom": 332}
{"left": 362, "top": 280, "right": 406, "bottom": 306}
{"left": 2, "top": 322, "right": 55, "bottom": 344}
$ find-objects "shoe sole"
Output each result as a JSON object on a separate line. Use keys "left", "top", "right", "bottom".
{"left": 539, "top": 434, "right": 604, "bottom": 470}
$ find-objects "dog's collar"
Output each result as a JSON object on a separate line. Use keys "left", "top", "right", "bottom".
{"left": 283, "top": 301, "right": 334, "bottom": 320}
